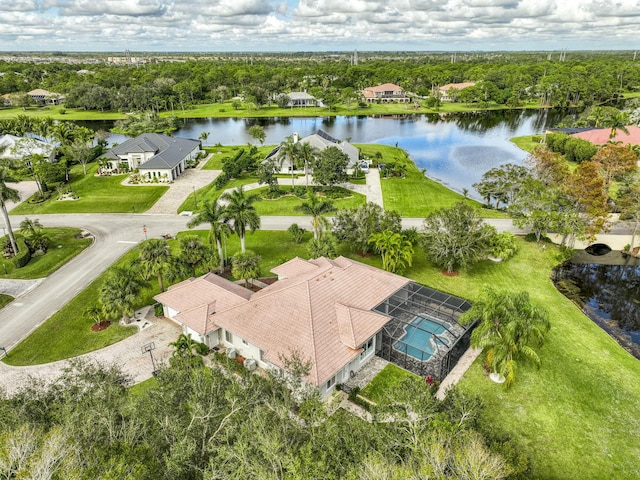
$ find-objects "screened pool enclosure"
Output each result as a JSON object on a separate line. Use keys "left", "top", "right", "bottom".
{"left": 373, "top": 283, "right": 475, "bottom": 380}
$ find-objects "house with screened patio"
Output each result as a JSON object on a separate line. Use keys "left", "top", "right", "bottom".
{"left": 155, "top": 256, "right": 474, "bottom": 397}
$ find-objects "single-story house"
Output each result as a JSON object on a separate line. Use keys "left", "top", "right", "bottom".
{"left": 263, "top": 130, "right": 359, "bottom": 174}
{"left": 362, "top": 83, "right": 409, "bottom": 103}
{"left": 285, "top": 91, "right": 319, "bottom": 107}
{"left": 101, "top": 133, "right": 201, "bottom": 182}
{"left": 569, "top": 125, "right": 640, "bottom": 147}
{"left": 155, "top": 256, "right": 474, "bottom": 397}
{"left": 0, "top": 134, "right": 56, "bottom": 162}
{"left": 27, "top": 89, "right": 65, "bottom": 105}
{"left": 437, "top": 82, "right": 477, "bottom": 102}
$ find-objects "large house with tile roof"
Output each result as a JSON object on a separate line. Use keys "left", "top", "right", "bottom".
{"left": 264, "top": 130, "right": 359, "bottom": 174}
{"left": 362, "top": 83, "right": 409, "bottom": 103}
{"left": 102, "top": 133, "right": 201, "bottom": 181}
{"left": 155, "top": 256, "right": 413, "bottom": 396}
{"left": 156, "top": 256, "right": 475, "bottom": 396}
{"left": 437, "top": 82, "right": 477, "bottom": 102}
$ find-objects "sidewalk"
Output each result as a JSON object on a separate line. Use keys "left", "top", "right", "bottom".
{"left": 0, "top": 310, "right": 181, "bottom": 396}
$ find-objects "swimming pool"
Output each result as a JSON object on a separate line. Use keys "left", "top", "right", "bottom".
{"left": 394, "top": 315, "right": 451, "bottom": 361}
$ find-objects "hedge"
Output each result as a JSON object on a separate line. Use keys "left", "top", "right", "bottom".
{"left": 12, "top": 236, "right": 31, "bottom": 269}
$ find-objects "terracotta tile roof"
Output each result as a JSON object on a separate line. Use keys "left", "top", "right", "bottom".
{"left": 212, "top": 256, "right": 409, "bottom": 386}
{"left": 364, "top": 83, "right": 404, "bottom": 92}
{"left": 571, "top": 126, "right": 640, "bottom": 146}
{"left": 176, "top": 301, "right": 219, "bottom": 335}
{"left": 439, "top": 82, "right": 476, "bottom": 91}
{"left": 271, "top": 256, "right": 320, "bottom": 279}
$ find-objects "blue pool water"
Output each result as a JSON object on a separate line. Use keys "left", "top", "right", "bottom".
{"left": 394, "top": 316, "right": 450, "bottom": 361}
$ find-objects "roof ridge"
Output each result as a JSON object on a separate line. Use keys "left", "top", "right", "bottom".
{"left": 305, "top": 279, "right": 321, "bottom": 386}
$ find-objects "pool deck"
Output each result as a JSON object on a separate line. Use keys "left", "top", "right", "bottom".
{"left": 435, "top": 347, "right": 482, "bottom": 400}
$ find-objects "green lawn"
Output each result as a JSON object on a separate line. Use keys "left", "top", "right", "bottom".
{"left": 375, "top": 239, "right": 640, "bottom": 480}
{"left": 0, "top": 228, "right": 92, "bottom": 279}
{"left": 357, "top": 144, "right": 505, "bottom": 218}
{"left": 253, "top": 186, "right": 366, "bottom": 216}
{"left": 178, "top": 175, "right": 259, "bottom": 213}
{"left": 10, "top": 163, "right": 168, "bottom": 215}
{"left": 359, "top": 363, "right": 421, "bottom": 404}
{"left": 510, "top": 135, "right": 545, "bottom": 153}
{"left": 2, "top": 247, "right": 161, "bottom": 366}
{"left": 0, "top": 294, "right": 13, "bottom": 309}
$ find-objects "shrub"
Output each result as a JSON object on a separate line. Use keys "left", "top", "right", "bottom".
{"left": 292, "top": 186, "right": 307, "bottom": 197}
{"left": 287, "top": 223, "right": 305, "bottom": 244}
{"left": 153, "top": 303, "right": 164, "bottom": 317}
{"left": 490, "top": 232, "right": 518, "bottom": 261}
{"left": 194, "top": 342, "right": 210, "bottom": 356}
{"left": 12, "top": 236, "right": 31, "bottom": 269}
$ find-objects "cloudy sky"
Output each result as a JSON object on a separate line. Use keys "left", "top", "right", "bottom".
{"left": 1, "top": 0, "right": 639, "bottom": 52}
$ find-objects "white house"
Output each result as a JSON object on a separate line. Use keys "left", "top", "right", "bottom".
{"left": 437, "top": 82, "right": 477, "bottom": 102}
{"left": 285, "top": 91, "right": 319, "bottom": 107}
{"left": 101, "top": 133, "right": 201, "bottom": 182}
{"left": 0, "top": 134, "right": 56, "bottom": 162}
{"left": 155, "top": 256, "right": 411, "bottom": 397}
{"left": 264, "top": 130, "right": 360, "bottom": 174}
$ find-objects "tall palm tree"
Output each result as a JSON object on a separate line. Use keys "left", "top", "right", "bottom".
{"left": 139, "top": 238, "right": 172, "bottom": 292}
{"left": 295, "top": 193, "right": 335, "bottom": 239}
{"left": 460, "top": 287, "right": 550, "bottom": 388}
{"left": 187, "top": 200, "right": 231, "bottom": 272}
{"left": 221, "top": 186, "right": 261, "bottom": 253}
{"left": 297, "top": 141, "right": 317, "bottom": 187}
{"left": 278, "top": 135, "right": 301, "bottom": 188}
{"left": 0, "top": 168, "right": 20, "bottom": 255}
{"left": 605, "top": 112, "right": 630, "bottom": 140}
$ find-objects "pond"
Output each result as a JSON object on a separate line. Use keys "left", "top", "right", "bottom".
{"left": 553, "top": 251, "right": 640, "bottom": 359}
{"left": 83, "top": 109, "right": 562, "bottom": 199}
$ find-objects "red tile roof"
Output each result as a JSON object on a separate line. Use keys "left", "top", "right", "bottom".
{"left": 571, "top": 126, "right": 640, "bottom": 146}
{"left": 439, "top": 82, "right": 476, "bottom": 91}
{"left": 156, "top": 257, "right": 409, "bottom": 387}
{"left": 363, "top": 83, "right": 404, "bottom": 93}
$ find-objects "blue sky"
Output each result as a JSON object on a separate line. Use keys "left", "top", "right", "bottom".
{"left": 1, "top": 0, "right": 639, "bottom": 52}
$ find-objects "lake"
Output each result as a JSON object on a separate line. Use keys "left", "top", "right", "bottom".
{"left": 553, "top": 251, "right": 640, "bottom": 359}
{"left": 86, "top": 109, "right": 563, "bottom": 199}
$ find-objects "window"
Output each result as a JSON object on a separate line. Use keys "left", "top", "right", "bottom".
{"left": 225, "top": 330, "right": 232, "bottom": 343}
{"left": 360, "top": 338, "right": 374, "bottom": 359}
{"left": 326, "top": 375, "right": 336, "bottom": 390}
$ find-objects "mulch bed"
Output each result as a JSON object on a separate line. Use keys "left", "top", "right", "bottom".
{"left": 91, "top": 321, "right": 112, "bottom": 332}
{"left": 441, "top": 270, "right": 459, "bottom": 277}
{"left": 357, "top": 252, "right": 373, "bottom": 257}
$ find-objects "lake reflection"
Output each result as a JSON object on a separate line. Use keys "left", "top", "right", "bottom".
{"left": 554, "top": 252, "right": 640, "bottom": 359}
{"left": 87, "top": 110, "right": 562, "bottom": 198}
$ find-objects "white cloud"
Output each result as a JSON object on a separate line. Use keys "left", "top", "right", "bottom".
{"left": 0, "top": 0, "right": 638, "bottom": 51}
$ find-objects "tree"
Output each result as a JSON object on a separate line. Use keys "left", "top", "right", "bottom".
{"left": 248, "top": 125, "right": 266, "bottom": 145}
{"left": 178, "top": 235, "right": 212, "bottom": 277}
{"left": 19, "top": 217, "right": 47, "bottom": 253}
{"left": 0, "top": 168, "right": 20, "bottom": 255}
{"left": 421, "top": 202, "right": 495, "bottom": 274}
{"left": 277, "top": 135, "right": 301, "bottom": 188}
{"left": 199, "top": 131, "right": 210, "bottom": 146}
{"left": 312, "top": 146, "right": 349, "bottom": 189}
{"left": 221, "top": 186, "right": 261, "bottom": 253}
{"left": 332, "top": 202, "right": 401, "bottom": 254}
{"left": 297, "top": 141, "right": 317, "bottom": 187}
{"left": 64, "top": 140, "right": 94, "bottom": 175}
{"left": 591, "top": 144, "right": 638, "bottom": 191}
{"left": 257, "top": 157, "right": 279, "bottom": 193}
{"left": 308, "top": 235, "right": 338, "bottom": 258}
{"left": 473, "top": 164, "right": 529, "bottom": 208}
{"left": 295, "top": 193, "right": 335, "bottom": 239}
{"left": 508, "top": 177, "right": 559, "bottom": 242}
{"left": 231, "top": 250, "right": 261, "bottom": 288}
{"left": 617, "top": 176, "right": 640, "bottom": 248}
{"left": 565, "top": 161, "right": 609, "bottom": 238}
{"left": 139, "top": 238, "right": 171, "bottom": 292}
{"left": 369, "top": 230, "right": 414, "bottom": 273}
{"left": 603, "top": 111, "right": 630, "bottom": 139}
{"left": 287, "top": 223, "right": 305, "bottom": 243}
{"left": 460, "top": 287, "right": 550, "bottom": 388}
{"left": 187, "top": 200, "right": 231, "bottom": 272}
{"left": 170, "top": 333, "right": 198, "bottom": 358}
{"left": 99, "top": 267, "right": 146, "bottom": 323}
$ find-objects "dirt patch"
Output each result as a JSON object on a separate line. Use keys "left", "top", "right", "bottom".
{"left": 441, "top": 270, "right": 459, "bottom": 277}
{"left": 91, "top": 321, "right": 112, "bottom": 332}
{"left": 357, "top": 252, "right": 373, "bottom": 257}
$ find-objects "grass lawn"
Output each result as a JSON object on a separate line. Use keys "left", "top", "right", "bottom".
{"left": 3, "top": 247, "right": 162, "bottom": 366}
{"left": 0, "top": 228, "right": 92, "bottom": 279}
{"left": 253, "top": 186, "right": 366, "bottom": 216}
{"left": 10, "top": 163, "right": 168, "bottom": 215}
{"left": 359, "top": 363, "right": 421, "bottom": 404}
{"left": 510, "top": 134, "right": 545, "bottom": 153}
{"left": 0, "top": 294, "right": 13, "bottom": 309}
{"left": 370, "top": 239, "right": 640, "bottom": 480}
{"left": 358, "top": 144, "right": 505, "bottom": 218}
{"left": 178, "top": 175, "right": 258, "bottom": 213}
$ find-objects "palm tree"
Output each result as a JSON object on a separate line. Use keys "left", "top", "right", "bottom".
{"left": 199, "top": 131, "right": 210, "bottom": 146}
{"left": 460, "top": 287, "right": 550, "bottom": 388}
{"left": 170, "top": 333, "right": 198, "bottom": 358}
{"left": 0, "top": 168, "right": 20, "bottom": 255}
{"left": 230, "top": 250, "right": 261, "bottom": 288}
{"left": 20, "top": 217, "right": 47, "bottom": 253}
{"left": 187, "top": 200, "right": 231, "bottom": 272}
{"left": 295, "top": 193, "right": 335, "bottom": 240}
{"left": 369, "top": 230, "right": 414, "bottom": 273}
{"left": 139, "top": 238, "right": 172, "bottom": 292}
{"left": 178, "top": 235, "right": 212, "bottom": 277}
{"left": 278, "top": 135, "right": 301, "bottom": 188}
{"left": 99, "top": 267, "right": 146, "bottom": 323}
{"left": 297, "top": 141, "right": 317, "bottom": 187}
{"left": 605, "top": 112, "right": 630, "bottom": 139}
{"left": 221, "top": 186, "right": 261, "bottom": 253}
